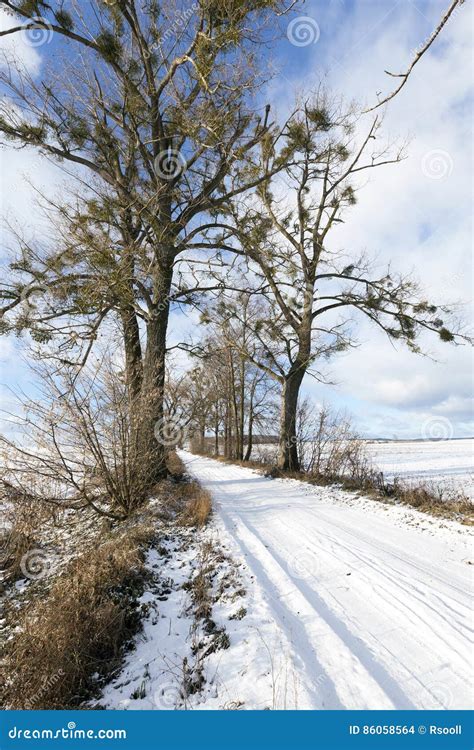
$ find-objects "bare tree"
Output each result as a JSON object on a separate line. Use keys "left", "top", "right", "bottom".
{"left": 296, "top": 398, "right": 371, "bottom": 482}
{"left": 206, "top": 96, "right": 469, "bottom": 470}
{"left": 0, "top": 0, "right": 299, "bottom": 488}
{"left": 185, "top": 297, "right": 279, "bottom": 459}
{"left": 0, "top": 350, "right": 155, "bottom": 520}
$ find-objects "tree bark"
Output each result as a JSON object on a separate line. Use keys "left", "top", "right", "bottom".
{"left": 238, "top": 357, "right": 245, "bottom": 460}
{"left": 120, "top": 305, "right": 143, "bottom": 404}
{"left": 277, "top": 368, "right": 306, "bottom": 471}
{"left": 277, "top": 291, "right": 313, "bottom": 471}
{"left": 244, "top": 377, "right": 256, "bottom": 462}
{"left": 132, "top": 253, "right": 174, "bottom": 490}
{"left": 214, "top": 410, "right": 220, "bottom": 456}
{"left": 244, "top": 412, "right": 254, "bottom": 462}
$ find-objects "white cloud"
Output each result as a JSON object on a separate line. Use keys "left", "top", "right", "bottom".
{"left": 0, "top": 1, "right": 471, "bottom": 437}
{"left": 0, "top": 8, "right": 43, "bottom": 74}
{"left": 283, "top": 0, "right": 473, "bottom": 436}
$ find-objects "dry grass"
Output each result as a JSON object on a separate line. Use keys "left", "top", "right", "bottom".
{"left": 391, "top": 482, "right": 474, "bottom": 522}
{"left": 1, "top": 522, "right": 155, "bottom": 709}
{"left": 179, "top": 484, "right": 212, "bottom": 528}
{"left": 0, "top": 525, "right": 35, "bottom": 583}
{"left": 184, "top": 540, "right": 230, "bottom": 652}
{"left": 0, "top": 487, "right": 56, "bottom": 584}
{"left": 0, "top": 448, "right": 214, "bottom": 710}
{"left": 160, "top": 454, "right": 212, "bottom": 528}
{"left": 166, "top": 450, "right": 186, "bottom": 478}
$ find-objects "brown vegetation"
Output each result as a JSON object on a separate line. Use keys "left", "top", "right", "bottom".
{"left": 179, "top": 485, "right": 212, "bottom": 528}
{"left": 1, "top": 522, "right": 155, "bottom": 709}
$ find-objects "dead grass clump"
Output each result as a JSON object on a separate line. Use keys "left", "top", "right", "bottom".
{"left": 0, "top": 488, "right": 54, "bottom": 583}
{"left": 393, "top": 482, "right": 474, "bottom": 522}
{"left": 166, "top": 450, "right": 186, "bottom": 478}
{"left": 180, "top": 488, "right": 212, "bottom": 528}
{"left": 1, "top": 523, "right": 154, "bottom": 709}
{"left": 179, "top": 484, "right": 212, "bottom": 528}
{"left": 0, "top": 525, "right": 35, "bottom": 583}
{"left": 184, "top": 541, "right": 230, "bottom": 658}
{"left": 183, "top": 541, "right": 215, "bottom": 621}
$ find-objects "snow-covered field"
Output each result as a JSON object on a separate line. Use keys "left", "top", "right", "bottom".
{"left": 254, "top": 438, "right": 474, "bottom": 499}
{"left": 102, "top": 452, "right": 473, "bottom": 710}
{"left": 365, "top": 439, "right": 474, "bottom": 497}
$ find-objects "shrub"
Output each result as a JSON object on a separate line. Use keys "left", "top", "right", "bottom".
{"left": 296, "top": 400, "right": 375, "bottom": 484}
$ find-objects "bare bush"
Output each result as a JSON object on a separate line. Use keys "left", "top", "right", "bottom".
{"left": 296, "top": 400, "right": 374, "bottom": 483}
{"left": 0, "top": 355, "right": 162, "bottom": 521}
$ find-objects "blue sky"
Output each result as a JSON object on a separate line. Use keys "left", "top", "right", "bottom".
{"left": 0, "top": 0, "right": 472, "bottom": 439}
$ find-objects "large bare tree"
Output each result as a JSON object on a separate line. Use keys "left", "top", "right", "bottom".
{"left": 0, "top": 0, "right": 297, "bottom": 492}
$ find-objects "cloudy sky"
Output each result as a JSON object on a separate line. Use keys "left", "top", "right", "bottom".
{"left": 271, "top": 0, "right": 473, "bottom": 439}
{"left": 0, "top": 0, "right": 472, "bottom": 440}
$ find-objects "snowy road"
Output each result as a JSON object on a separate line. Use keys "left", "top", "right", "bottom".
{"left": 182, "top": 452, "right": 473, "bottom": 711}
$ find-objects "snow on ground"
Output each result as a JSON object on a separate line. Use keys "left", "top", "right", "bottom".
{"left": 99, "top": 520, "right": 251, "bottom": 711}
{"left": 99, "top": 532, "right": 202, "bottom": 710}
{"left": 177, "top": 452, "right": 473, "bottom": 710}
{"left": 254, "top": 438, "right": 474, "bottom": 499}
{"left": 99, "top": 452, "right": 473, "bottom": 711}
{"left": 365, "top": 439, "right": 474, "bottom": 498}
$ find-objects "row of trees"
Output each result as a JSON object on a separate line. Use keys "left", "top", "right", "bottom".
{"left": 0, "top": 0, "right": 469, "bottom": 516}
{"left": 173, "top": 295, "right": 279, "bottom": 460}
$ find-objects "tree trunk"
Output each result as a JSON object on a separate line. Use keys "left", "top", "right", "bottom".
{"left": 244, "top": 413, "right": 253, "bottom": 462}
{"left": 132, "top": 254, "right": 174, "bottom": 491}
{"left": 277, "top": 297, "right": 313, "bottom": 472}
{"left": 224, "top": 396, "right": 230, "bottom": 458}
{"left": 277, "top": 368, "right": 305, "bottom": 471}
{"left": 120, "top": 305, "right": 143, "bottom": 404}
{"left": 238, "top": 358, "right": 245, "bottom": 460}
{"left": 244, "top": 379, "right": 256, "bottom": 462}
{"left": 228, "top": 349, "right": 240, "bottom": 459}
{"left": 214, "top": 411, "right": 219, "bottom": 456}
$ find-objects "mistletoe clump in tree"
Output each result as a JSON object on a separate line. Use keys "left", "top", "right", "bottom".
{"left": 207, "top": 96, "right": 468, "bottom": 470}
{"left": 0, "top": 0, "right": 299, "bottom": 498}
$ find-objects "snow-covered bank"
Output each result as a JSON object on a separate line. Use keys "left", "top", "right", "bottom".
{"left": 99, "top": 520, "right": 249, "bottom": 710}
{"left": 180, "top": 452, "right": 473, "bottom": 710}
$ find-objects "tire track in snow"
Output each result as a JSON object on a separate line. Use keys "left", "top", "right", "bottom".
{"left": 224, "top": 509, "right": 417, "bottom": 709}
{"left": 217, "top": 507, "right": 345, "bottom": 709}
{"left": 183, "top": 453, "right": 473, "bottom": 710}
{"left": 266, "top": 514, "right": 471, "bottom": 704}
{"left": 272, "top": 512, "right": 471, "bottom": 657}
